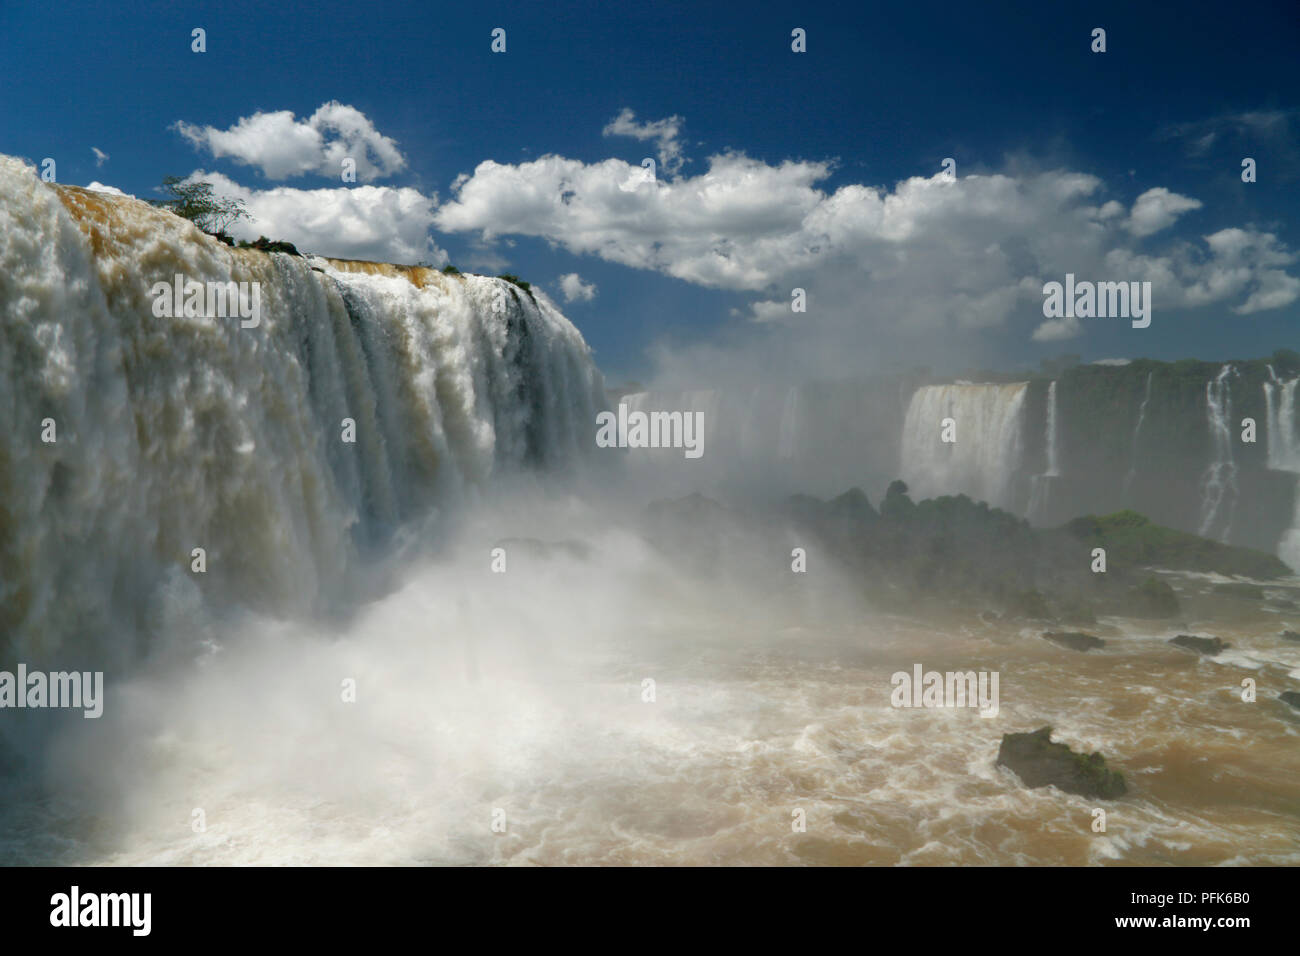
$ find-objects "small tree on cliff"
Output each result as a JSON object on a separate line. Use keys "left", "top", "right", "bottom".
{"left": 152, "top": 177, "right": 252, "bottom": 234}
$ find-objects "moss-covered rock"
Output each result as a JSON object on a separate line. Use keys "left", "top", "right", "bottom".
{"left": 1169, "top": 634, "right": 1229, "bottom": 656}
{"left": 996, "top": 726, "right": 1126, "bottom": 799}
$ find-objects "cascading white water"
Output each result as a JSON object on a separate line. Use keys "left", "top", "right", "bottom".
{"left": 900, "top": 383, "right": 1028, "bottom": 511}
{"left": 1121, "top": 371, "right": 1154, "bottom": 498}
{"left": 1264, "top": 371, "right": 1300, "bottom": 570}
{"left": 1027, "top": 381, "right": 1058, "bottom": 523}
{"left": 0, "top": 154, "right": 605, "bottom": 667}
{"left": 1197, "top": 365, "right": 1238, "bottom": 541}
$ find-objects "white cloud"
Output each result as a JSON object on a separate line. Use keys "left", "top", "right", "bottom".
{"left": 1031, "top": 316, "right": 1082, "bottom": 342}
{"left": 194, "top": 170, "right": 445, "bottom": 264}
{"left": 557, "top": 272, "right": 597, "bottom": 302}
{"left": 174, "top": 102, "right": 407, "bottom": 182}
{"left": 91, "top": 147, "right": 108, "bottom": 167}
{"left": 85, "top": 181, "right": 128, "bottom": 196}
{"left": 602, "top": 108, "right": 686, "bottom": 175}
{"left": 1125, "top": 187, "right": 1202, "bottom": 237}
{"left": 434, "top": 144, "right": 1299, "bottom": 359}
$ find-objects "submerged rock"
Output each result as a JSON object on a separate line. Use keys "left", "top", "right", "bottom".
{"left": 1169, "top": 634, "right": 1229, "bottom": 656}
{"left": 1281, "top": 631, "right": 1300, "bottom": 643}
{"left": 1280, "top": 692, "right": 1300, "bottom": 711}
{"left": 996, "top": 726, "right": 1126, "bottom": 799}
{"left": 1042, "top": 631, "right": 1106, "bottom": 652}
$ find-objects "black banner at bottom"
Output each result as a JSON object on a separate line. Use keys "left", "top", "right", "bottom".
{"left": 0, "top": 865, "right": 1277, "bottom": 943}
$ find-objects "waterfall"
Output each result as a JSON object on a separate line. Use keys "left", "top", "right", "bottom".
{"left": 1121, "top": 371, "right": 1153, "bottom": 498}
{"left": 1264, "top": 371, "right": 1300, "bottom": 570}
{"left": 1197, "top": 365, "right": 1238, "bottom": 541}
{"left": 900, "top": 382, "right": 1029, "bottom": 511}
{"left": 1027, "top": 381, "right": 1058, "bottom": 523}
{"left": 0, "top": 155, "right": 605, "bottom": 666}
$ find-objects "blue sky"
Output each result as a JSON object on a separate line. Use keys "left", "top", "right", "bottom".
{"left": 2, "top": 0, "right": 1298, "bottom": 383}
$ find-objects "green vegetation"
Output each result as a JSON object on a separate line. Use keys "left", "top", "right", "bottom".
{"left": 1066, "top": 509, "right": 1290, "bottom": 579}
{"left": 442, "top": 265, "right": 462, "bottom": 275}
{"left": 150, "top": 177, "right": 251, "bottom": 234}
{"left": 236, "top": 236, "right": 301, "bottom": 257}
{"left": 497, "top": 273, "right": 535, "bottom": 299}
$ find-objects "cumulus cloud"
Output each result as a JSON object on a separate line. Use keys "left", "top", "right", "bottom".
{"left": 85, "top": 181, "right": 128, "bottom": 196}
{"left": 91, "top": 147, "right": 108, "bottom": 167}
{"left": 433, "top": 140, "right": 1299, "bottom": 373}
{"left": 557, "top": 272, "right": 597, "bottom": 302}
{"left": 174, "top": 102, "right": 407, "bottom": 182}
{"left": 602, "top": 108, "right": 686, "bottom": 175}
{"left": 194, "top": 170, "right": 445, "bottom": 264}
{"left": 1125, "top": 187, "right": 1202, "bottom": 237}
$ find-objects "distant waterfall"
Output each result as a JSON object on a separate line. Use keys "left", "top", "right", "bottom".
{"left": 1027, "top": 381, "right": 1059, "bottom": 523}
{"left": 1121, "top": 371, "right": 1154, "bottom": 499}
{"left": 1264, "top": 371, "right": 1300, "bottom": 570}
{"left": 1197, "top": 365, "right": 1238, "bottom": 541}
{"left": 900, "top": 383, "right": 1029, "bottom": 511}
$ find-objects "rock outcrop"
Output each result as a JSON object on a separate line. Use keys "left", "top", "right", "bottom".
{"left": 1169, "top": 634, "right": 1229, "bottom": 656}
{"left": 996, "top": 726, "right": 1126, "bottom": 799}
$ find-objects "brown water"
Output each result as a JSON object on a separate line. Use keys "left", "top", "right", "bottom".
{"left": 6, "top": 565, "right": 1298, "bottom": 866}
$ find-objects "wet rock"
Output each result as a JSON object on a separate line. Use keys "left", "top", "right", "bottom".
{"left": 1042, "top": 631, "right": 1106, "bottom": 652}
{"left": 996, "top": 726, "right": 1126, "bottom": 799}
{"left": 1280, "top": 692, "right": 1300, "bottom": 711}
{"left": 1169, "top": 634, "right": 1229, "bottom": 656}
{"left": 1281, "top": 630, "right": 1300, "bottom": 643}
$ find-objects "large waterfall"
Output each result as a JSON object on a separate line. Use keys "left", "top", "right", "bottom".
{"left": 0, "top": 156, "right": 605, "bottom": 667}
{"left": 1264, "top": 371, "right": 1300, "bottom": 570}
{"left": 899, "top": 383, "right": 1028, "bottom": 511}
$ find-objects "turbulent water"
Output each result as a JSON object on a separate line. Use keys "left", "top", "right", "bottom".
{"left": 900, "top": 383, "right": 1028, "bottom": 511}
{"left": 4, "top": 154, "right": 1300, "bottom": 867}
{"left": 0, "top": 156, "right": 604, "bottom": 669}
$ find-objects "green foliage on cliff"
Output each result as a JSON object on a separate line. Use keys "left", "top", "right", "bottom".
{"left": 1066, "top": 509, "right": 1290, "bottom": 578}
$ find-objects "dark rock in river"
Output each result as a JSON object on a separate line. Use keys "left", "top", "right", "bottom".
{"left": 1280, "top": 692, "right": 1300, "bottom": 711}
{"left": 1169, "top": 634, "right": 1229, "bottom": 656}
{"left": 1281, "top": 631, "right": 1300, "bottom": 643}
{"left": 996, "top": 727, "right": 1126, "bottom": 799}
{"left": 1042, "top": 631, "right": 1106, "bottom": 652}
